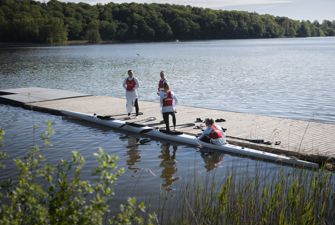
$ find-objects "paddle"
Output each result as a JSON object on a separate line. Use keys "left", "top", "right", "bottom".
{"left": 96, "top": 115, "right": 115, "bottom": 120}
{"left": 226, "top": 136, "right": 281, "bottom": 146}
{"left": 104, "top": 112, "right": 144, "bottom": 117}
{"left": 159, "top": 129, "right": 183, "bottom": 135}
{"left": 175, "top": 123, "right": 196, "bottom": 128}
{"left": 134, "top": 117, "right": 156, "bottom": 123}
{"left": 146, "top": 121, "right": 195, "bottom": 127}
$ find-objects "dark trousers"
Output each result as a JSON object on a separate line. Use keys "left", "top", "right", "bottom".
{"left": 134, "top": 98, "right": 139, "bottom": 116}
{"left": 199, "top": 136, "right": 210, "bottom": 143}
{"left": 163, "top": 111, "right": 176, "bottom": 131}
{"left": 128, "top": 98, "right": 139, "bottom": 116}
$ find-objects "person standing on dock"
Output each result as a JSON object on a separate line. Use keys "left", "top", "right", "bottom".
{"left": 198, "top": 118, "right": 226, "bottom": 145}
{"left": 123, "top": 69, "right": 140, "bottom": 118}
{"left": 157, "top": 71, "right": 168, "bottom": 96}
{"left": 160, "top": 83, "right": 178, "bottom": 131}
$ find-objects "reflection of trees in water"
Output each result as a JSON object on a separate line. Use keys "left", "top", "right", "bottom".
{"left": 126, "top": 136, "right": 141, "bottom": 172}
{"left": 200, "top": 150, "right": 224, "bottom": 171}
{"left": 159, "top": 143, "right": 178, "bottom": 191}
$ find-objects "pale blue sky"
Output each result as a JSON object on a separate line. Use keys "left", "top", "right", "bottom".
{"left": 52, "top": 0, "right": 334, "bottom": 22}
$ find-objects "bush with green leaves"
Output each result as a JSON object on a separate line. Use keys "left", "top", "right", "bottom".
{"left": 0, "top": 122, "right": 157, "bottom": 225}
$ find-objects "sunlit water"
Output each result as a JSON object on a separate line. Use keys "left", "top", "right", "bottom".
{"left": 0, "top": 37, "right": 334, "bottom": 211}
{"left": 0, "top": 104, "right": 284, "bottom": 211}
{"left": 1, "top": 37, "right": 334, "bottom": 122}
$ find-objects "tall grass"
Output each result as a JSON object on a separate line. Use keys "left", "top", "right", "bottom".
{"left": 161, "top": 167, "right": 334, "bottom": 225}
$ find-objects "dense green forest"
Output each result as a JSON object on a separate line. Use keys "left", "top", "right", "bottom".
{"left": 0, "top": 0, "right": 335, "bottom": 44}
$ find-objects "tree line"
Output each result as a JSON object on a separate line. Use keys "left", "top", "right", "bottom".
{"left": 0, "top": 0, "right": 335, "bottom": 44}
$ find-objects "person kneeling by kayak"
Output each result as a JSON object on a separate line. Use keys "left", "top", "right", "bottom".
{"left": 198, "top": 118, "right": 226, "bottom": 145}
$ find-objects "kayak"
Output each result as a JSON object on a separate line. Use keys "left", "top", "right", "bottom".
{"left": 61, "top": 110, "right": 319, "bottom": 169}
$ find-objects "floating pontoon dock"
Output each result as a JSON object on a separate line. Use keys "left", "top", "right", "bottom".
{"left": 1, "top": 87, "right": 334, "bottom": 167}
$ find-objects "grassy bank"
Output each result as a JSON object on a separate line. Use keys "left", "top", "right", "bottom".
{"left": 161, "top": 167, "right": 334, "bottom": 225}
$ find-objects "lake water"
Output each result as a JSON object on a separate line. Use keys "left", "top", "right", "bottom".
{"left": 0, "top": 37, "right": 334, "bottom": 211}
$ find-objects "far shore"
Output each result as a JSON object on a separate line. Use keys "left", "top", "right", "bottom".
{"left": 0, "top": 39, "right": 165, "bottom": 48}
{"left": 0, "top": 40, "right": 115, "bottom": 48}
{"left": 1, "top": 36, "right": 334, "bottom": 48}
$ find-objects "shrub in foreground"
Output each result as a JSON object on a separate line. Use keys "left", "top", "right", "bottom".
{"left": 0, "top": 125, "right": 156, "bottom": 225}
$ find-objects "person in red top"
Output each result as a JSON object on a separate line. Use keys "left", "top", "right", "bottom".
{"left": 160, "top": 83, "right": 178, "bottom": 132}
{"left": 123, "top": 69, "right": 140, "bottom": 118}
{"left": 157, "top": 71, "right": 168, "bottom": 96}
{"left": 198, "top": 118, "right": 226, "bottom": 145}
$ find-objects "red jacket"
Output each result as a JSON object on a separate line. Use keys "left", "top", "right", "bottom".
{"left": 209, "top": 125, "right": 223, "bottom": 139}
{"left": 126, "top": 79, "right": 136, "bottom": 91}
{"left": 163, "top": 91, "right": 173, "bottom": 107}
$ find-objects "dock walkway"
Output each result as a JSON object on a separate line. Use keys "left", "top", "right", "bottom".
{"left": 1, "top": 87, "right": 334, "bottom": 165}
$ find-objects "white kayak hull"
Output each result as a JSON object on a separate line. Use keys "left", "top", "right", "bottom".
{"left": 61, "top": 110, "right": 319, "bottom": 169}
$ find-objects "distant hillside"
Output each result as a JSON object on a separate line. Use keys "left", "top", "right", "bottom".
{"left": 0, "top": 0, "right": 334, "bottom": 44}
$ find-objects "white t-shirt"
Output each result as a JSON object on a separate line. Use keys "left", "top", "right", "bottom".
{"left": 160, "top": 90, "right": 178, "bottom": 113}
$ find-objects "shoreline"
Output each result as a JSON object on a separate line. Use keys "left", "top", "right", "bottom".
{"left": 2, "top": 36, "right": 334, "bottom": 48}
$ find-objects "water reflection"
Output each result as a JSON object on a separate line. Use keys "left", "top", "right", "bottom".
{"left": 125, "top": 136, "right": 141, "bottom": 172}
{"left": 159, "top": 143, "right": 178, "bottom": 191}
{"left": 200, "top": 150, "right": 224, "bottom": 171}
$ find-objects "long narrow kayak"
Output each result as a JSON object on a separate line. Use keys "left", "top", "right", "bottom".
{"left": 61, "top": 110, "right": 319, "bottom": 169}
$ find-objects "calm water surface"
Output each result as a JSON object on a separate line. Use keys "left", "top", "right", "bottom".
{"left": 1, "top": 37, "right": 334, "bottom": 122}
{"left": 0, "top": 104, "right": 282, "bottom": 210}
{"left": 0, "top": 37, "right": 334, "bottom": 210}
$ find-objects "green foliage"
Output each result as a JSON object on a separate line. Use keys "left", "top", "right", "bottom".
{"left": 0, "top": 124, "right": 157, "bottom": 225}
{"left": 0, "top": 129, "right": 5, "bottom": 170}
{"left": 0, "top": 0, "right": 334, "bottom": 43}
{"left": 168, "top": 170, "right": 334, "bottom": 225}
{"left": 99, "top": 20, "right": 117, "bottom": 40}
{"left": 0, "top": 129, "right": 4, "bottom": 145}
{"left": 110, "top": 197, "right": 157, "bottom": 225}
{"left": 40, "top": 120, "right": 55, "bottom": 146}
{"left": 85, "top": 20, "right": 101, "bottom": 43}
{"left": 65, "top": 17, "right": 83, "bottom": 40}
{"left": 40, "top": 17, "right": 68, "bottom": 44}
{"left": 298, "top": 21, "right": 312, "bottom": 37}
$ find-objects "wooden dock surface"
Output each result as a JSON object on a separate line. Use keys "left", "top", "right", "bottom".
{"left": 1, "top": 87, "right": 334, "bottom": 165}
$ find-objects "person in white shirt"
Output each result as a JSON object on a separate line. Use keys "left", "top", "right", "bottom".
{"left": 123, "top": 70, "right": 140, "bottom": 117}
{"left": 198, "top": 118, "right": 226, "bottom": 145}
{"left": 160, "top": 83, "right": 178, "bottom": 132}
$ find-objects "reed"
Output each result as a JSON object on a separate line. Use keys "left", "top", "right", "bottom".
{"left": 161, "top": 166, "right": 334, "bottom": 225}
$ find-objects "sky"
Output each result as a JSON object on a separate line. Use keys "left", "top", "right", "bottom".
{"left": 51, "top": 0, "right": 334, "bottom": 22}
